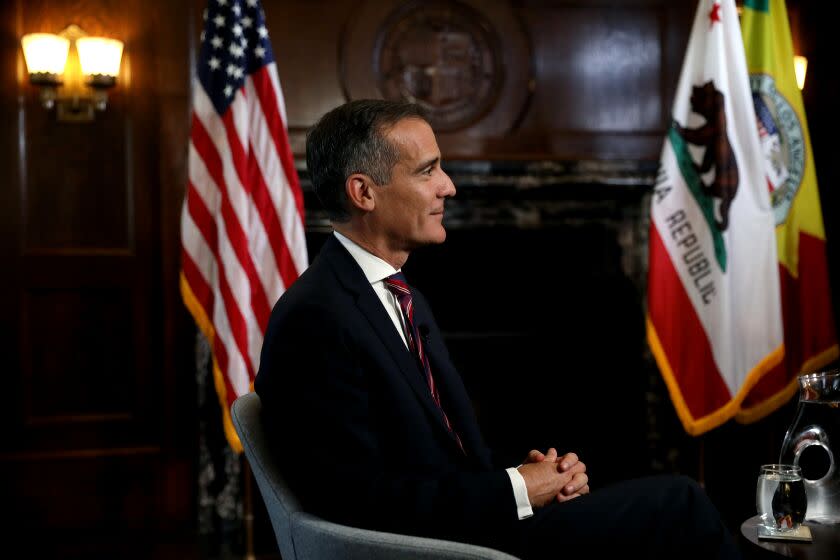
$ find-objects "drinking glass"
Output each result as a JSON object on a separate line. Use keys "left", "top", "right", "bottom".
{"left": 756, "top": 464, "right": 807, "bottom": 532}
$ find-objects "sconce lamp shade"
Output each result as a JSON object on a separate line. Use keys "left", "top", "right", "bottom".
{"left": 793, "top": 55, "right": 808, "bottom": 90}
{"left": 21, "top": 33, "right": 70, "bottom": 79}
{"left": 76, "top": 37, "right": 124, "bottom": 82}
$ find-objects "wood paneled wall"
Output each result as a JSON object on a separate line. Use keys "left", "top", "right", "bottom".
{"left": 0, "top": 0, "right": 196, "bottom": 554}
{"left": 271, "top": 0, "right": 694, "bottom": 159}
{"left": 0, "top": 0, "right": 835, "bottom": 557}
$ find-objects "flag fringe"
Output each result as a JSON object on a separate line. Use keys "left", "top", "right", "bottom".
{"left": 647, "top": 315, "right": 785, "bottom": 436}
{"left": 735, "top": 343, "right": 840, "bottom": 424}
{"left": 181, "top": 271, "right": 244, "bottom": 454}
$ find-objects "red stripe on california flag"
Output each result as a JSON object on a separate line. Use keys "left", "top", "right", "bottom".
{"left": 246, "top": 147, "right": 299, "bottom": 290}
{"left": 219, "top": 109, "right": 274, "bottom": 330}
{"left": 182, "top": 247, "right": 214, "bottom": 317}
{"left": 648, "top": 224, "right": 729, "bottom": 418}
{"left": 742, "top": 232, "right": 837, "bottom": 406}
{"left": 251, "top": 66, "right": 305, "bottom": 217}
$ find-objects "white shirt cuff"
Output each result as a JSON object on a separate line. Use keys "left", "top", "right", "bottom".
{"left": 505, "top": 467, "right": 534, "bottom": 520}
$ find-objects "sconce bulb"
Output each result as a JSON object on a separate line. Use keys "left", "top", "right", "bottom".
{"left": 794, "top": 55, "right": 808, "bottom": 91}
{"left": 21, "top": 33, "right": 70, "bottom": 76}
{"left": 76, "top": 37, "right": 124, "bottom": 80}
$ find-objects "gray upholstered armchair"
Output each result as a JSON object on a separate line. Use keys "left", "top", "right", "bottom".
{"left": 231, "top": 391, "right": 520, "bottom": 560}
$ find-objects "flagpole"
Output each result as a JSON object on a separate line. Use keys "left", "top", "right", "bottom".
{"left": 243, "top": 458, "right": 256, "bottom": 560}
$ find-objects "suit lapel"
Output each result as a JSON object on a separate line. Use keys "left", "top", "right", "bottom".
{"left": 320, "top": 237, "right": 456, "bottom": 442}
{"left": 413, "top": 300, "right": 491, "bottom": 465}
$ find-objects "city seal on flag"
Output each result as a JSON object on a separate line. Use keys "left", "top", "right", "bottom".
{"left": 750, "top": 73, "right": 805, "bottom": 225}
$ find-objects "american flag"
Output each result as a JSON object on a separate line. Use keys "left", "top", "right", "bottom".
{"left": 180, "top": 0, "right": 308, "bottom": 451}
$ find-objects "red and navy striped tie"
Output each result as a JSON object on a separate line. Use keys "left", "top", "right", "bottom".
{"left": 384, "top": 272, "right": 465, "bottom": 454}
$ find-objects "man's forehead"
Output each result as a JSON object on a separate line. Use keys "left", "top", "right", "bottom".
{"left": 386, "top": 118, "right": 438, "bottom": 160}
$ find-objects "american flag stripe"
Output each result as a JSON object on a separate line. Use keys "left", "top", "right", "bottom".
{"left": 264, "top": 63, "right": 290, "bottom": 132}
{"left": 193, "top": 91, "right": 250, "bottom": 229}
{"left": 245, "top": 133, "right": 303, "bottom": 284}
{"left": 196, "top": 94, "right": 273, "bottom": 294}
{"left": 212, "top": 337, "right": 234, "bottom": 396}
{"left": 247, "top": 72, "right": 307, "bottom": 272}
{"left": 244, "top": 147, "right": 294, "bottom": 292}
{"left": 204, "top": 296, "right": 241, "bottom": 398}
{"left": 183, "top": 181, "right": 218, "bottom": 269}
{"left": 191, "top": 114, "right": 269, "bottom": 344}
{"left": 182, "top": 0, "right": 307, "bottom": 452}
{"left": 212, "top": 286, "right": 251, "bottom": 394}
{"left": 242, "top": 122, "right": 299, "bottom": 289}
{"left": 188, "top": 136, "right": 262, "bottom": 384}
{"left": 251, "top": 68, "right": 305, "bottom": 217}
{"left": 181, "top": 248, "right": 213, "bottom": 318}
{"left": 193, "top": 97, "right": 281, "bottom": 334}
{"left": 182, "top": 195, "right": 219, "bottom": 316}
{"left": 211, "top": 220, "right": 258, "bottom": 379}
{"left": 183, "top": 215, "right": 254, "bottom": 391}
{"left": 219, "top": 220, "right": 264, "bottom": 377}
{"left": 219, "top": 110, "right": 274, "bottom": 328}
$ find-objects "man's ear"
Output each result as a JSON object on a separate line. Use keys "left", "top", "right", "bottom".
{"left": 345, "top": 173, "right": 376, "bottom": 212}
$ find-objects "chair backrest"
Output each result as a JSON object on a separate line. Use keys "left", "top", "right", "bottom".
{"left": 231, "top": 391, "right": 301, "bottom": 560}
{"left": 231, "top": 391, "right": 521, "bottom": 560}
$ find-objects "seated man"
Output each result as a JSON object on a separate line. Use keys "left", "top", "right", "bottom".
{"left": 255, "top": 99, "right": 741, "bottom": 559}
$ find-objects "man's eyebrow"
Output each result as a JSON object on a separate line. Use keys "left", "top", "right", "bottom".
{"left": 413, "top": 156, "right": 440, "bottom": 173}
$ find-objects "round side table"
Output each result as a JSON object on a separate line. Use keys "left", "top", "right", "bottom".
{"left": 739, "top": 515, "right": 840, "bottom": 559}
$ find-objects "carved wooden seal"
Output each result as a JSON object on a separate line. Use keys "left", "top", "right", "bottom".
{"left": 373, "top": 1, "right": 503, "bottom": 131}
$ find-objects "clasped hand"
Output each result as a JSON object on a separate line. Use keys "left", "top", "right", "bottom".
{"left": 517, "top": 448, "right": 590, "bottom": 508}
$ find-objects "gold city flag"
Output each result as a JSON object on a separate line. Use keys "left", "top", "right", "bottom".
{"left": 736, "top": 0, "right": 839, "bottom": 423}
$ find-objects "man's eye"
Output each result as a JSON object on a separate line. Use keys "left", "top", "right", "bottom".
{"left": 423, "top": 167, "right": 434, "bottom": 175}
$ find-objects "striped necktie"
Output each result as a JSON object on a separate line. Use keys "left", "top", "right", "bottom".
{"left": 384, "top": 272, "right": 465, "bottom": 454}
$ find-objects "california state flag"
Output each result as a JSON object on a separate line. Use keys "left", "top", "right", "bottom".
{"left": 647, "top": 0, "right": 784, "bottom": 436}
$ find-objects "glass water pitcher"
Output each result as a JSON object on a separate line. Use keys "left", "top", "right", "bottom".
{"left": 779, "top": 369, "right": 840, "bottom": 524}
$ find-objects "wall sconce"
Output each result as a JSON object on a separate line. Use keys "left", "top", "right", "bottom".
{"left": 793, "top": 55, "right": 807, "bottom": 90}
{"left": 21, "top": 24, "right": 123, "bottom": 122}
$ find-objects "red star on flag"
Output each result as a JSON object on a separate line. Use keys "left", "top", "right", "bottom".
{"left": 708, "top": 2, "right": 721, "bottom": 26}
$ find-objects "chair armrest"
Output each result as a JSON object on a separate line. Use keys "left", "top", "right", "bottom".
{"left": 290, "top": 512, "right": 521, "bottom": 560}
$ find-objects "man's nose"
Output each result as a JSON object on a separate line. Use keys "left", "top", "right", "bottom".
{"left": 440, "top": 170, "right": 456, "bottom": 198}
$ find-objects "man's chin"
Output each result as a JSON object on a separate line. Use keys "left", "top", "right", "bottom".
{"left": 410, "top": 229, "right": 448, "bottom": 248}
{"left": 429, "top": 227, "right": 447, "bottom": 244}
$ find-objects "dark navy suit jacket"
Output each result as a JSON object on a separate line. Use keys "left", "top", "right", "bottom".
{"left": 255, "top": 235, "right": 520, "bottom": 549}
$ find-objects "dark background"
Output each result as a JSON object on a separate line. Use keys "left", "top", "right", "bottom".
{"left": 0, "top": 0, "right": 836, "bottom": 557}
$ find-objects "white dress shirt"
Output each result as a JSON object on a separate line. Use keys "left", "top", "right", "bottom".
{"left": 333, "top": 231, "right": 533, "bottom": 520}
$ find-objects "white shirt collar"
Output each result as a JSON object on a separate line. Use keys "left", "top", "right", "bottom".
{"left": 333, "top": 230, "right": 400, "bottom": 284}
